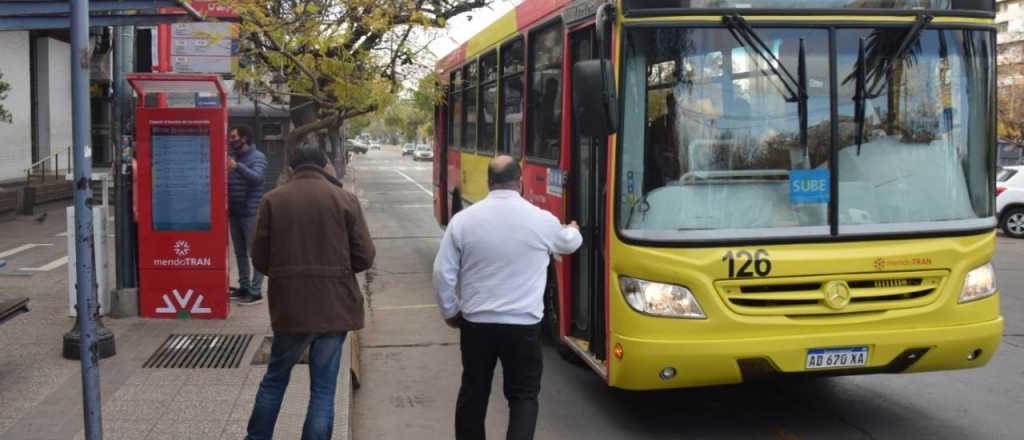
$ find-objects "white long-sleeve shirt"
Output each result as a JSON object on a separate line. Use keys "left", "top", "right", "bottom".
{"left": 432, "top": 190, "right": 584, "bottom": 325}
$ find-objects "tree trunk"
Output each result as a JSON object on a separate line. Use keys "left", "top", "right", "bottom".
{"left": 328, "top": 123, "right": 344, "bottom": 178}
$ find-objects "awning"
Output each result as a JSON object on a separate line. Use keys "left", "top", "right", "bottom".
{"left": 0, "top": 1, "right": 228, "bottom": 31}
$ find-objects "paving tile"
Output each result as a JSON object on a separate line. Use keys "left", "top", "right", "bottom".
{"left": 109, "top": 383, "right": 182, "bottom": 402}
{"left": 126, "top": 369, "right": 191, "bottom": 386}
{"left": 228, "top": 398, "right": 255, "bottom": 422}
{"left": 237, "top": 383, "right": 260, "bottom": 399}
{"left": 244, "top": 367, "right": 267, "bottom": 385}
{"left": 164, "top": 398, "right": 236, "bottom": 421}
{"left": 271, "top": 418, "right": 307, "bottom": 439}
{"left": 0, "top": 392, "right": 44, "bottom": 419}
{"left": 187, "top": 369, "right": 250, "bottom": 385}
{"left": 102, "top": 399, "right": 172, "bottom": 421}
{"left": 146, "top": 418, "right": 226, "bottom": 440}
{"left": 174, "top": 384, "right": 243, "bottom": 402}
{"left": 72, "top": 419, "right": 156, "bottom": 440}
{"left": 220, "top": 421, "right": 248, "bottom": 439}
{"left": 0, "top": 418, "right": 15, "bottom": 437}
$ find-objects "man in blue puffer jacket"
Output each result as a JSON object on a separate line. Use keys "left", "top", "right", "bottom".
{"left": 228, "top": 126, "right": 268, "bottom": 305}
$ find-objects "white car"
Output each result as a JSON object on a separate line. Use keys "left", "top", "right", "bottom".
{"left": 413, "top": 144, "right": 434, "bottom": 161}
{"left": 997, "top": 165, "right": 1024, "bottom": 238}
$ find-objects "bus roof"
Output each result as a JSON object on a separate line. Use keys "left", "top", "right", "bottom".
{"left": 437, "top": 0, "right": 994, "bottom": 75}
{"left": 437, "top": 0, "right": 572, "bottom": 74}
{"left": 621, "top": 0, "right": 995, "bottom": 18}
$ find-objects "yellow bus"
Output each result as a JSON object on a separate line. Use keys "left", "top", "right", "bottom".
{"left": 433, "top": 0, "right": 1003, "bottom": 390}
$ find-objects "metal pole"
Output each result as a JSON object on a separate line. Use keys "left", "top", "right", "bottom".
{"left": 70, "top": 1, "right": 103, "bottom": 438}
{"left": 112, "top": 22, "right": 136, "bottom": 290}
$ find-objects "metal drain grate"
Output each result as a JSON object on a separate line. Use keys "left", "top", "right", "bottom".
{"left": 144, "top": 334, "right": 253, "bottom": 369}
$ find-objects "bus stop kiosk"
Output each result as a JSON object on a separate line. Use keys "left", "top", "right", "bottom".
{"left": 128, "top": 74, "right": 229, "bottom": 319}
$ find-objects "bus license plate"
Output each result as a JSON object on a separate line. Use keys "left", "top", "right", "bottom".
{"left": 805, "top": 347, "right": 868, "bottom": 370}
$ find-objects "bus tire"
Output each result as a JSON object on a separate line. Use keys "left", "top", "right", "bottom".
{"left": 1002, "top": 207, "right": 1024, "bottom": 238}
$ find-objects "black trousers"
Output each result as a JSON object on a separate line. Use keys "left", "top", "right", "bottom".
{"left": 455, "top": 320, "right": 543, "bottom": 440}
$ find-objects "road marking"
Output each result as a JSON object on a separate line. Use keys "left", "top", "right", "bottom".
{"left": 0, "top": 244, "right": 53, "bottom": 259}
{"left": 374, "top": 304, "right": 438, "bottom": 311}
{"left": 56, "top": 232, "right": 68, "bottom": 237}
{"left": 20, "top": 256, "right": 69, "bottom": 272}
{"left": 393, "top": 169, "right": 434, "bottom": 197}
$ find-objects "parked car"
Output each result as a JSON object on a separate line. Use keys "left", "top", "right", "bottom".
{"left": 402, "top": 143, "right": 415, "bottom": 156}
{"left": 997, "top": 165, "right": 1024, "bottom": 238}
{"left": 412, "top": 144, "right": 434, "bottom": 161}
{"left": 347, "top": 139, "right": 368, "bottom": 155}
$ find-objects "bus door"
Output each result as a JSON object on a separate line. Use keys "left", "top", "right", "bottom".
{"left": 568, "top": 26, "right": 607, "bottom": 361}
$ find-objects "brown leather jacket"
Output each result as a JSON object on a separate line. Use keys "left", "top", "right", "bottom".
{"left": 252, "top": 165, "right": 375, "bottom": 334}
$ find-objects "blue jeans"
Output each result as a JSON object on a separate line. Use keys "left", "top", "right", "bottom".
{"left": 230, "top": 216, "right": 264, "bottom": 296}
{"left": 246, "top": 333, "right": 347, "bottom": 440}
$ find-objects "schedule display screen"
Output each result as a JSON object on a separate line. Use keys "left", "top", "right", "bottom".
{"left": 151, "top": 125, "right": 211, "bottom": 231}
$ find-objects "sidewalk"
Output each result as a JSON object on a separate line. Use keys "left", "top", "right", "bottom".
{"left": 0, "top": 176, "right": 357, "bottom": 439}
{"left": 349, "top": 150, "right": 525, "bottom": 439}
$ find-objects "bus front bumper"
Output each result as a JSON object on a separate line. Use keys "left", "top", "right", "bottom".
{"left": 607, "top": 317, "right": 1003, "bottom": 390}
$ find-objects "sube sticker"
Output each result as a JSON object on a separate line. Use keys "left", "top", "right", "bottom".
{"left": 790, "top": 169, "right": 830, "bottom": 205}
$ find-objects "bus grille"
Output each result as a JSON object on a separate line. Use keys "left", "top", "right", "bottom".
{"left": 714, "top": 270, "right": 947, "bottom": 316}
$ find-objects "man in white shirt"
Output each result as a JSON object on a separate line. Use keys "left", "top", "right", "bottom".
{"left": 433, "top": 155, "right": 583, "bottom": 440}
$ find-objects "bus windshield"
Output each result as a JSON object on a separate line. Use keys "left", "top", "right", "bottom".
{"left": 618, "top": 26, "right": 994, "bottom": 242}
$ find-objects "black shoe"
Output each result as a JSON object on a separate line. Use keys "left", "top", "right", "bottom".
{"left": 230, "top": 288, "right": 250, "bottom": 301}
{"left": 237, "top": 294, "right": 264, "bottom": 306}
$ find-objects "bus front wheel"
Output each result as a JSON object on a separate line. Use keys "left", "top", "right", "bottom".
{"left": 1002, "top": 207, "right": 1024, "bottom": 238}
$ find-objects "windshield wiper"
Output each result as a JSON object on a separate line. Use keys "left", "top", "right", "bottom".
{"left": 722, "top": 14, "right": 809, "bottom": 166}
{"left": 849, "top": 14, "right": 934, "bottom": 154}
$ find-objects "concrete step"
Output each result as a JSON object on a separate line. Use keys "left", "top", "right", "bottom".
{"left": 0, "top": 179, "right": 113, "bottom": 216}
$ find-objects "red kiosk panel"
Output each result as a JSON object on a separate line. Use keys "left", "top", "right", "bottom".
{"left": 129, "top": 74, "right": 230, "bottom": 319}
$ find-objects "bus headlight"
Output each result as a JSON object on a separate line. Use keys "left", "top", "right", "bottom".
{"left": 959, "top": 262, "right": 997, "bottom": 303}
{"left": 619, "top": 276, "right": 705, "bottom": 319}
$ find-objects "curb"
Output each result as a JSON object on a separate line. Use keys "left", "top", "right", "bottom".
{"left": 339, "top": 330, "right": 354, "bottom": 440}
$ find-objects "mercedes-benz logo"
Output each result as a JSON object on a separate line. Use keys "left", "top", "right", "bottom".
{"left": 822, "top": 280, "right": 851, "bottom": 310}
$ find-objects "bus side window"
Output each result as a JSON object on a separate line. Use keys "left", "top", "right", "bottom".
{"left": 479, "top": 51, "right": 498, "bottom": 155}
{"left": 527, "top": 22, "right": 563, "bottom": 163}
{"left": 500, "top": 37, "right": 525, "bottom": 158}
{"left": 450, "top": 70, "right": 463, "bottom": 151}
{"left": 463, "top": 62, "right": 479, "bottom": 153}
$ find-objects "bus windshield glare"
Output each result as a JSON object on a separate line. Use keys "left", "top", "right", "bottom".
{"left": 618, "top": 26, "right": 994, "bottom": 242}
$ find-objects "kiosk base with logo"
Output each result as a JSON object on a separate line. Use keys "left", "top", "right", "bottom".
{"left": 128, "top": 74, "right": 229, "bottom": 319}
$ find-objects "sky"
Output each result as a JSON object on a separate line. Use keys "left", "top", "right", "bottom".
{"left": 427, "top": 0, "right": 523, "bottom": 61}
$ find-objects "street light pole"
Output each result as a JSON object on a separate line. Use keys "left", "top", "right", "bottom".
{"left": 70, "top": 0, "right": 104, "bottom": 438}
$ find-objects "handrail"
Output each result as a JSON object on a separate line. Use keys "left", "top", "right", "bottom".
{"left": 24, "top": 145, "right": 72, "bottom": 184}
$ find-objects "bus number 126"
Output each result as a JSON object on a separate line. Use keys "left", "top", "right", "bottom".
{"left": 723, "top": 250, "right": 772, "bottom": 278}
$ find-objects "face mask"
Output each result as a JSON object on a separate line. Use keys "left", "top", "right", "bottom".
{"left": 229, "top": 140, "right": 241, "bottom": 151}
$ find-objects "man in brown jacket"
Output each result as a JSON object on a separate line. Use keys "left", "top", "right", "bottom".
{"left": 245, "top": 144, "right": 375, "bottom": 440}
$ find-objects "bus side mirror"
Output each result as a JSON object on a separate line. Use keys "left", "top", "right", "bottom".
{"left": 573, "top": 59, "right": 619, "bottom": 138}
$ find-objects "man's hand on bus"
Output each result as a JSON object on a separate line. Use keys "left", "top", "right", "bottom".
{"left": 228, "top": 158, "right": 238, "bottom": 171}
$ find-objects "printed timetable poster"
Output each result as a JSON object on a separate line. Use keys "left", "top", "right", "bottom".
{"left": 151, "top": 125, "right": 211, "bottom": 231}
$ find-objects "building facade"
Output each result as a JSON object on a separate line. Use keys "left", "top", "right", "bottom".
{"left": 999, "top": 0, "right": 1024, "bottom": 62}
{"left": 0, "top": 31, "right": 74, "bottom": 183}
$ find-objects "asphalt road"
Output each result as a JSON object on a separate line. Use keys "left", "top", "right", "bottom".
{"left": 352, "top": 146, "right": 1024, "bottom": 440}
